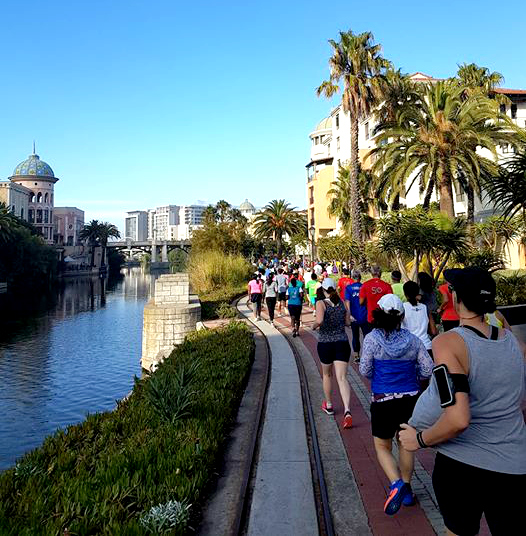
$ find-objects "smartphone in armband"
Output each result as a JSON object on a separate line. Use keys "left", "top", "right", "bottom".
{"left": 433, "top": 364, "right": 455, "bottom": 408}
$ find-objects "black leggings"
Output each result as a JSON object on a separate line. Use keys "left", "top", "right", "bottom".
{"left": 288, "top": 304, "right": 302, "bottom": 329}
{"left": 266, "top": 297, "right": 277, "bottom": 321}
{"left": 251, "top": 294, "right": 262, "bottom": 316}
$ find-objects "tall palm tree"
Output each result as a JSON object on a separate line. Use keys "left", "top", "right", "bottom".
{"left": 215, "top": 200, "right": 231, "bottom": 223}
{"left": 371, "top": 81, "right": 517, "bottom": 219}
{"left": 317, "top": 30, "right": 391, "bottom": 247}
{"left": 252, "top": 200, "right": 306, "bottom": 256}
{"left": 453, "top": 63, "right": 510, "bottom": 221}
{"left": 79, "top": 220, "right": 101, "bottom": 267}
{"left": 97, "top": 222, "right": 121, "bottom": 266}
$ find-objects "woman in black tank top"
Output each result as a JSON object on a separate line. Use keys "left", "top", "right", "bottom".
{"left": 312, "top": 278, "right": 353, "bottom": 429}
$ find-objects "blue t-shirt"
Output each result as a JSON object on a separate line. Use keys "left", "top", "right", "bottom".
{"left": 345, "top": 282, "right": 367, "bottom": 324}
{"left": 287, "top": 284, "right": 303, "bottom": 306}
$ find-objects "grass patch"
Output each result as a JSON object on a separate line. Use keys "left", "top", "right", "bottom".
{"left": 0, "top": 322, "right": 254, "bottom": 535}
{"left": 199, "top": 286, "right": 246, "bottom": 320}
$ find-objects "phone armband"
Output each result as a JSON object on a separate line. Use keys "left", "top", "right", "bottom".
{"left": 433, "top": 365, "right": 469, "bottom": 408}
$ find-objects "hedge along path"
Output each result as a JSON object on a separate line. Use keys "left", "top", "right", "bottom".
{"left": 0, "top": 322, "right": 254, "bottom": 536}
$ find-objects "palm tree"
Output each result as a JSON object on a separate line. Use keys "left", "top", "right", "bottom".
{"left": 371, "top": 81, "right": 517, "bottom": 219}
{"left": 0, "top": 203, "right": 20, "bottom": 244}
{"left": 215, "top": 200, "right": 231, "bottom": 223}
{"left": 97, "top": 222, "right": 121, "bottom": 266}
{"left": 453, "top": 63, "right": 510, "bottom": 221}
{"left": 79, "top": 220, "right": 101, "bottom": 267}
{"left": 317, "top": 30, "right": 391, "bottom": 248}
{"left": 327, "top": 164, "right": 384, "bottom": 238}
{"left": 252, "top": 200, "right": 306, "bottom": 256}
{"left": 484, "top": 148, "right": 526, "bottom": 218}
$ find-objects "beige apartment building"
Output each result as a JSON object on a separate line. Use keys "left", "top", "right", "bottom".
{"left": 307, "top": 72, "right": 526, "bottom": 268}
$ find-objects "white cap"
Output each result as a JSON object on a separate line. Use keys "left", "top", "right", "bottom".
{"left": 322, "top": 277, "right": 336, "bottom": 291}
{"left": 377, "top": 293, "right": 404, "bottom": 315}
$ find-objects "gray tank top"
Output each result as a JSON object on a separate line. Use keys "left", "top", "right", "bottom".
{"left": 410, "top": 327, "right": 526, "bottom": 474}
{"left": 318, "top": 300, "right": 348, "bottom": 343}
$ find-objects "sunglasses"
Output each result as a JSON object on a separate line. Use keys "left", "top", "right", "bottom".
{"left": 448, "top": 284, "right": 455, "bottom": 293}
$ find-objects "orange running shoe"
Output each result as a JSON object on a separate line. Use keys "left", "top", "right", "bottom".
{"left": 342, "top": 411, "right": 353, "bottom": 429}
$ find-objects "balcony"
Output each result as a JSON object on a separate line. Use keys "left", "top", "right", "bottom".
{"left": 310, "top": 144, "right": 329, "bottom": 161}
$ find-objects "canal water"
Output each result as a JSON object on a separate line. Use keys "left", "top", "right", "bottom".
{"left": 0, "top": 268, "right": 156, "bottom": 471}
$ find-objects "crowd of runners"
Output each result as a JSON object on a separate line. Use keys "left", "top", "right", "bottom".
{"left": 247, "top": 257, "right": 526, "bottom": 536}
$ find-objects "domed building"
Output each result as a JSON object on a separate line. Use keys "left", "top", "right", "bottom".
{"left": 239, "top": 199, "right": 256, "bottom": 220}
{"left": 9, "top": 150, "right": 59, "bottom": 244}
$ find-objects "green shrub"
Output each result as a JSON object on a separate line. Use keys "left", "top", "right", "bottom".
{"left": 188, "top": 250, "right": 252, "bottom": 295}
{"left": 0, "top": 322, "right": 254, "bottom": 535}
{"left": 495, "top": 271, "right": 526, "bottom": 306}
{"left": 216, "top": 302, "right": 238, "bottom": 319}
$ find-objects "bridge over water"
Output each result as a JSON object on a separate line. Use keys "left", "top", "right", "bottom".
{"left": 107, "top": 239, "right": 191, "bottom": 263}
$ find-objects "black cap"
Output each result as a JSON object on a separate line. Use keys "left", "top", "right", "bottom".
{"left": 443, "top": 267, "right": 496, "bottom": 314}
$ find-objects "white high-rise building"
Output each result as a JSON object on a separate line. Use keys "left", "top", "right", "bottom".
{"left": 125, "top": 210, "right": 148, "bottom": 241}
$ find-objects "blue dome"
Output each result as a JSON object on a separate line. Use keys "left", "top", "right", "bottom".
{"left": 13, "top": 153, "right": 55, "bottom": 178}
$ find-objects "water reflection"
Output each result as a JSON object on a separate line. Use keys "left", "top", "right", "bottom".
{"left": 0, "top": 268, "right": 160, "bottom": 471}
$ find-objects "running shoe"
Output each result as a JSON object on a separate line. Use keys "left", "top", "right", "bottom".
{"left": 342, "top": 411, "right": 353, "bottom": 429}
{"left": 321, "top": 400, "right": 334, "bottom": 415}
{"left": 402, "top": 484, "right": 415, "bottom": 506}
{"left": 292, "top": 330, "right": 297, "bottom": 338}
{"left": 384, "top": 479, "right": 409, "bottom": 515}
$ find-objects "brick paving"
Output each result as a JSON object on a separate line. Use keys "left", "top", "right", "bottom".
{"left": 264, "top": 305, "right": 491, "bottom": 536}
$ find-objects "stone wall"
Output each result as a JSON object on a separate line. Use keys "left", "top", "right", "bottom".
{"left": 141, "top": 273, "right": 201, "bottom": 370}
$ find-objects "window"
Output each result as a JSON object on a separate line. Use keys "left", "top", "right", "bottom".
{"left": 44, "top": 192, "right": 49, "bottom": 203}
{"left": 454, "top": 181, "right": 465, "bottom": 202}
{"left": 500, "top": 104, "right": 506, "bottom": 114}
{"left": 365, "top": 122, "right": 370, "bottom": 140}
{"left": 336, "top": 137, "right": 340, "bottom": 151}
{"left": 37, "top": 192, "right": 42, "bottom": 203}
{"left": 309, "top": 187, "right": 314, "bottom": 205}
{"left": 36, "top": 209, "right": 42, "bottom": 223}
{"left": 511, "top": 104, "right": 517, "bottom": 119}
{"left": 336, "top": 114, "right": 340, "bottom": 129}
{"left": 30, "top": 193, "right": 35, "bottom": 203}
{"left": 502, "top": 144, "right": 510, "bottom": 153}
{"left": 20, "top": 208, "right": 24, "bottom": 219}
{"left": 44, "top": 209, "right": 49, "bottom": 223}
{"left": 28, "top": 209, "right": 34, "bottom": 223}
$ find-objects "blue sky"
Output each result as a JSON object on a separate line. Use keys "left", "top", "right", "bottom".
{"left": 1, "top": 0, "right": 525, "bottom": 231}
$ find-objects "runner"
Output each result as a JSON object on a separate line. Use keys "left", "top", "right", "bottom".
{"left": 275, "top": 268, "right": 289, "bottom": 317}
{"left": 359, "top": 266, "right": 393, "bottom": 329}
{"left": 402, "top": 268, "right": 526, "bottom": 536}
{"left": 391, "top": 270, "right": 405, "bottom": 302}
{"left": 337, "top": 268, "right": 354, "bottom": 300}
{"left": 312, "top": 278, "right": 353, "bottom": 429}
{"left": 402, "top": 281, "right": 437, "bottom": 358}
{"left": 344, "top": 270, "right": 371, "bottom": 363}
{"left": 417, "top": 272, "right": 438, "bottom": 323}
{"left": 263, "top": 273, "right": 278, "bottom": 326}
{"left": 305, "top": 272, "right": 318, "bottom": 316}
{"left": 438, "top": 276, "right": 460, "bottom": 331}
{"left": 247, "top": 273, "right": 263, "bottom": 321}
{"left": 286, "top": 276, "right": 303, "bottom": 337}
{"left": 359, "top": 294, "right": 433, "bottom": 515}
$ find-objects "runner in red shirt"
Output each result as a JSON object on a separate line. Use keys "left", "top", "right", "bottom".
{"left": 438, "top": 280, "right": 460, "bottom": 331}
{"left": 337, "top": 268, "right": 354, "bottom": 300}
{"left": 359, "top": 266, "right": 393, "bottom": 324}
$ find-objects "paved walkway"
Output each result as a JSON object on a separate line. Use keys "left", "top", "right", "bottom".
{"left": 237, "top": 300, "right": 318, "bottom": 536}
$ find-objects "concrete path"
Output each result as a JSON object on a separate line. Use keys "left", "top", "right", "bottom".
{"left": 238, "top": 300, "right": 318, "bottom": 536}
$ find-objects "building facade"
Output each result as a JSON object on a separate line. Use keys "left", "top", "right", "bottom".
{"left": 125, "top": 210, "right": 148, "bottom": 241}
{"left": 307, "top": 73, "right": 526, "bottom": 266}
{"left": 8, "top": 151, "right": 58, "bottom": 244}
{"left": 0, "top": 181, "right": 32, "bottom": 220}
{"left": 53, "top": 207, "right": 85, "bottom": 246}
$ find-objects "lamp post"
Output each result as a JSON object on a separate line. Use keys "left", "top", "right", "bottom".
{"left": 309, "top": 226, "right": 316, "bottom": 263}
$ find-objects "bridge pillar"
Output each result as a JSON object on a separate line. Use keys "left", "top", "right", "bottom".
{"left": 141, "top": 273, "right": 201, "bottom": 370}
{"left": 161, "top": 242, "right": 168, "bottom": 263}
{"left": 151, "top": 240, "right": 157, "bottom": 263}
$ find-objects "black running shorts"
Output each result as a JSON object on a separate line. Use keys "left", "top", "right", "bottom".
{"left": 432, "top": 452, "right": 526, "bottom": 536}
{"left": 278, "top": 291, "right": 287, "bottom": 301}
{"left": 317, "top": 340, "right": 351, "bottom": 365}
{"left": 370, "top": 395, "right": 418, "bottom": 440}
